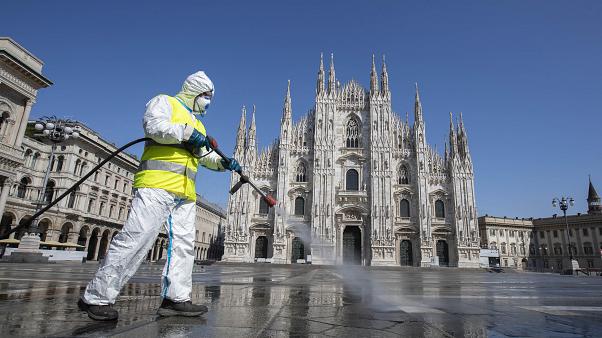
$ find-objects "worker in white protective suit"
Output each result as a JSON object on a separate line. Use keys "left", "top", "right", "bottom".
{"left": 78, "top": 71, "right": 241, "bottom": 321}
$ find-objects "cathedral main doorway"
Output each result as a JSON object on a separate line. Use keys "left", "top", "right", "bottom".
{"left": 342, "top": 226, "right": 361, "bottom": 265}
{"left": 255, "top": 236, "right": 268, "bottom": 259}
{"left": 399, "top": 240, "right": 413, "bottom": 266}
{"left": 291, "top": 237, "right": 305, "bottom": 263}
{"left": 436, "top": 240, "right": 449, "bottom": 266}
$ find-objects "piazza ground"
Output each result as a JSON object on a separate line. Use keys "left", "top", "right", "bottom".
{"left": 0, "top": 262, "right": 601, "bottom": 337}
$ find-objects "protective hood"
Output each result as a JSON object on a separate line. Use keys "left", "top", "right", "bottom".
{"left": 175, "top": 71, "right": 214, "bottom": 113}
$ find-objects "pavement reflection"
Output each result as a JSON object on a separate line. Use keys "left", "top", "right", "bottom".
{"left": 0, "top": 263, "right": 601, "bottom": 337}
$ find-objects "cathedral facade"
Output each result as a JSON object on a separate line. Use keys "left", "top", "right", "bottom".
{"left": 223, "top": 54, "right": 481, "bottom": 267}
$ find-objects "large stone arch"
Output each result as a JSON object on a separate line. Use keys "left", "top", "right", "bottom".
{"left": 77, "top": 225, "right": 90, "bottom": 251}
{"left": 58, "top": 222, "right": 75, "bottom": 248}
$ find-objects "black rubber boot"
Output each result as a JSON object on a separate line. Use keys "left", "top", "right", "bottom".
{"left": 157, "top": 298, "right": 208, "bottom": 317}
{"left": 78, "top": 298, "right": 119, "bottom": 321}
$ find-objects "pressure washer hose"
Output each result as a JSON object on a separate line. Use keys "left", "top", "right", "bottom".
{"left": 0, "top": 135, "right": 276, "bottom": 241}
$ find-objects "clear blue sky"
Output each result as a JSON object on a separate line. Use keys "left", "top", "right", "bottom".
{"left": 3, "top": 1, "right": 601, "bottom": 217}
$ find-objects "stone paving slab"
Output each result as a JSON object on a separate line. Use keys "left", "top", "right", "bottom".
{"left": 0, "top": 262, "right": 601, "bottom": 337}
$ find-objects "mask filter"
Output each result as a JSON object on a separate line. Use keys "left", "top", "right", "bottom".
{"left": 193, "top": 95, "right": 211, "bottom": 115}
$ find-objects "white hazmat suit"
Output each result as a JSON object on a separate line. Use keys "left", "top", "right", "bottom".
{"left": 82, "top": 71, "right": 224, "bottom": 306}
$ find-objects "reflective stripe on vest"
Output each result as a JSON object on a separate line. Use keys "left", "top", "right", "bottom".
{"left": 133, "top": 95, "right": 206, "bottom": 201}
{"left": 138, "top": 160, "right": 197, "bottom": 181}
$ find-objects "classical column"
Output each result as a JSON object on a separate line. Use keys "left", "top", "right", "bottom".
{"left": 93, "top": 238, "right": 101, "bottom": 261}
{"left": 0, "top": 178, "right": 12, "bottom": 218}
{"left": 14, "top": 99, "right": 34, "bottom": 148}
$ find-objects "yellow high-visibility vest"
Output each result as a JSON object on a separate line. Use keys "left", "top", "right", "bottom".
{"left": 133, "top": 96, "right": 206, "bottom": 201}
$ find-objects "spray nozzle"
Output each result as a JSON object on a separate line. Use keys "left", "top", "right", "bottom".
{"left": 263, "top": 195, "right": 277, "bottom": 208}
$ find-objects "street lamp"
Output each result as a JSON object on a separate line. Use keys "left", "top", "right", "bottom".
{"left": 24, "top": 117, "right": 79, "bottom": 239}
{"left": 552, "top": 196, "right": 575, "bottom": 272}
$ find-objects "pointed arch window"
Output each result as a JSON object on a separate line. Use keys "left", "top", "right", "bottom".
{"left": 295, "top": 162, "right": 307, "bottom": 182}
{"left": 346, "top": 169, "right": 359, "bottom": 191}
{"left": 294, "top": 197, "right": 305, "bottom": 216}
{"left": 400, "top": 199, "right": 410, "bottom": 218}
{"left": 398, "top": 165, "right": 409, "bottom": 184}
{"left": 435, "top": 200, "right": 445, "bottom": 218}
{"left": 345, "top": 119, "right": 360, "bottom": 148}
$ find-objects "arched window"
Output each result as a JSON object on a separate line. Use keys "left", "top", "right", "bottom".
{"left": 44, "top": 180, "right": 56, "bottom": 203}
{"left": 17, "top": 177, "right": 30, "bottom": 199}
{"left": 80, "top": 162, "right": 88, "bottom": 176}
{"left": 346, "top": 169, "right": 359, "bottom": 191}
{"left": 490, "top": 242, "right": 497, "bottom": 250}
{"left": 56, "top": 156, "right": 64, "bottom": 172}
{"left": 31, "top": 153, "right": 40, "bottom": 169}
{"left": 398, "top": 165, "right": 409, "bottom": 184}
{"left": 294, "top": 197, "right": 305, "bottom": 216}
{"left": 24, "top": 149, "right": 33, "bottom": 167}
{"left": 68, "top": 187, "right": 78, "bottom": 209}
{"left": 0, "top": 109, "right": 11, "bottom": 140}
{"left": 435, "top": 200, "right": 445, "bottom": 218}
{"left": 74, "top": 159, "right": 81, "bottom": 175}
{"left": 345, "top": 119, "right": 360, "bottom": 148}
{"left": 295, "top": 162, "right": 307, "bottom": 182}
{"left": 399, "top": 199, "right": 410, "bottom": 217}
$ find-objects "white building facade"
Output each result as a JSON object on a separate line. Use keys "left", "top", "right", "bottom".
{"left": 0, "top": 37, "right": 52, "bottom": 220}
{"left": 224, "top": 55, "right": 481, "bottom": 267}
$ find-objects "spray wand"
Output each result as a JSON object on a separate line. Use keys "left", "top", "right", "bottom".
{"left": 206, "top": 136, "right": 277, "bottom": 208}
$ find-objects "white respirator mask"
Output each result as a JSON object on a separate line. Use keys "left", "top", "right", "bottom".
{"left": 192, "top": 94, "right": 212, "bottom": 116}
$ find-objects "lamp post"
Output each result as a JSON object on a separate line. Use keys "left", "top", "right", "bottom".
{"left": 552, "top": 196, "right": 576, "bottom": 273}
{"left": 18, "top": 117, "right": 79, "bottom": 250}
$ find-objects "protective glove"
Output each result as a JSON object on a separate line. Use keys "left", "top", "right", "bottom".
{"left": 221, "top": 157, "right": 241, "bottom": 172}
{"left": 186, "top": 129, "right": 209, "bottom": 150}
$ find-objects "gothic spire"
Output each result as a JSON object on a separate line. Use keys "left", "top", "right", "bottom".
{"left": 248, "top": 104, "right": 256, "bottom": 149}
{"left": 459, "top": 112, "right": 466, "bottom": 135}
{"left": 449, "top": 112, "right": 458, "bottom": 156}
{"left": 328, "top": 53, "right": 336, "bottom": 94}
{"left": 414, "top": 83, "right": 424, "bottom": 125}
{"left": 316, "top": 52, "right": 325, "bottom": 95}
{"left": 235, "top": 105, "right": 247, "bottom": 151}
{"left": 370, "top": 54, "right": 378, "bottom": 94}
{"left": 282, "top": 80, "right": 292, "bottom": 122}
{"left": 380, "top": 55, "right": 389, "bottom": 94}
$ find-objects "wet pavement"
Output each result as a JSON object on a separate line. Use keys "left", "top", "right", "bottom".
{"left": 0, "top": 263, "right": 601, "bottom": 337}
